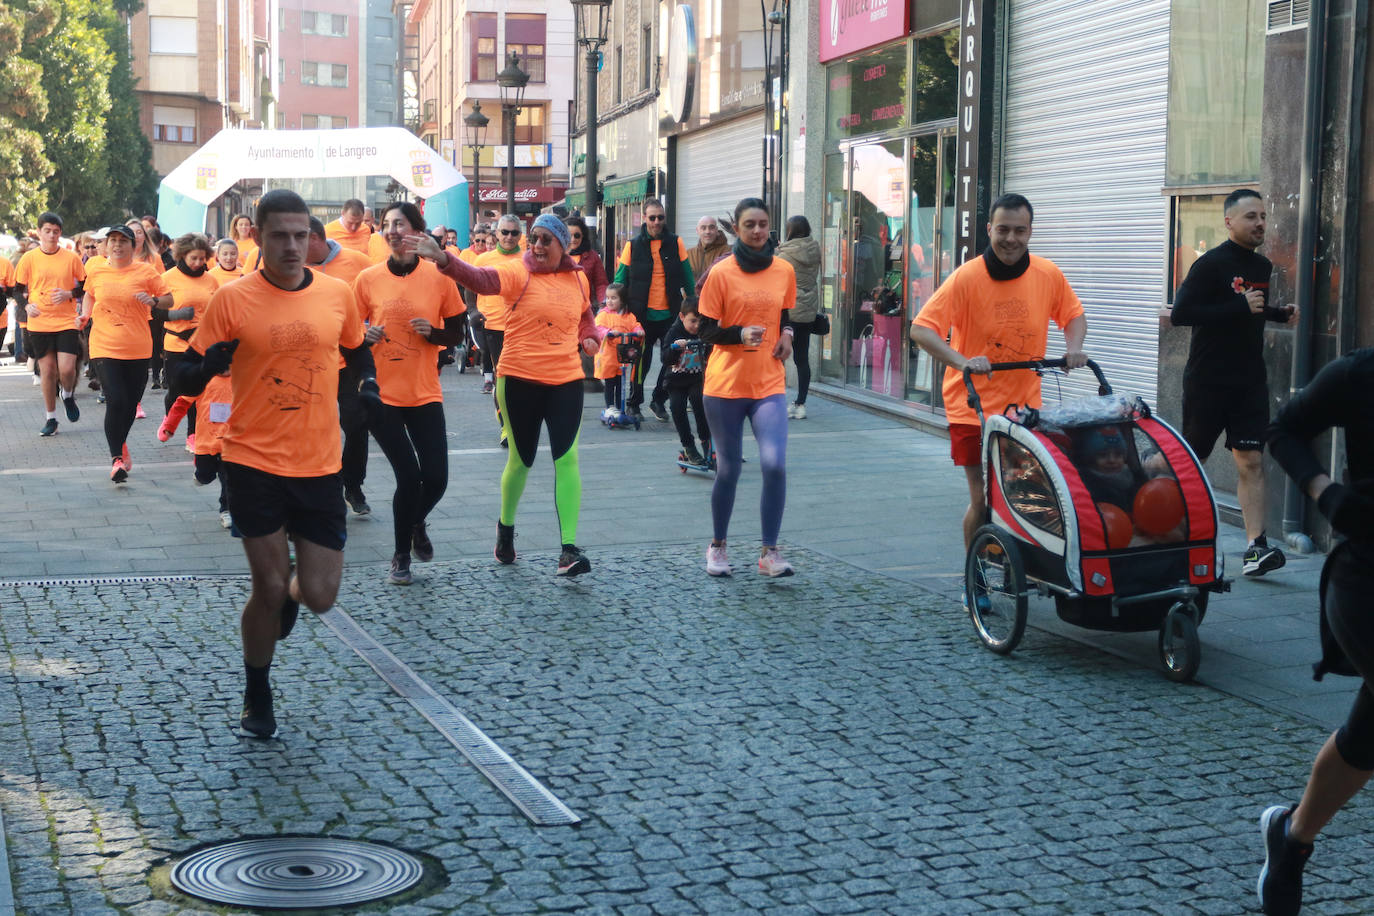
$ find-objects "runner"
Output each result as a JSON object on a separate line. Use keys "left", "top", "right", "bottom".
{"left": 0, "top": 244, "right": 13, "bottom": 360}
{"left": 474, "top": 215, "right": 525, "bottom": 439}
{"left": 173, "top": 188, "right": 376, "bottom": 739}
{"left": 325, "top": 199, "right": 389, "bottom": 262}
{"left": 156, "top": 234, "right": 219, "bottom": 451}
{"left": 14, "top": 212, "right": 87, "bottom": 437}
{"left": 208, "top": 238, "right": 243, "bottom": 286}
{"left": 192, "top": 368, "right": 234, "bottom": 530}
{"left": 697, "top": 198, "right": 797, "bottom": 578}
{"left": 353, "top": 201, "right": 465, "bottom": 585}
{"left": 229, "top": 214, "right": 258, "bottom": 271}
{"left": 418, "top": 213, "right": 599, "bottom": 576}
{"left": 78, "top": 224, "right": 171, "bottom": 481}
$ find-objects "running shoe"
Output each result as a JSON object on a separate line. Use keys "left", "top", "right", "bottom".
{"left": 388, "top": 552, "right": 413, "bottom": 585}
{"left": 787, "top": 402, "right": 798, "bottom": 419}
{"left": 96, "top": 390, "right": 105, "bottom": 404}
{"left": 1258, "top": 804, "right": 1311, "bottom": 916}
{"left": 344, "top": 489, "right": 371, "bottom": 516}
{"left": 240, "top": 684, "right": 276, "bottom": 738}
{"left": 758, "top": 547, "right": 795, "bottom": 578}
{"left": 62, "top": 394, "right": 79, "bottom": 422}
{"left": 1244, "top": 540, "right": 1287, "bottom": 577}
{"left": 556, "top": 544, "right": 591, "bottom": 577}
{"left": 135, "top": 402, "right": 146, "bottom": 419}
{"left": 792, "top": 402, "right": 807, "bottom": 420}
{"left": 109, "top": 457, "right": 129, "bottom": 483}
{"left": 39, "top": 418, "right": 58, "bottom": 437}
{"left": 412, "top": 521, "right": 434, "bottom": 562}
{"left": 499, "top": 429, "right": 508, "bottom": 448}
{"left": 495, "top": 522, "right": 516, "bottom": 564}
{"left": 706, "top": 542, "right": 731, "bottom": 577}
{"left": 482, "top": 379, "right": 495, "bottom": 394}
{"left": 648, "top": 400, "right": 668, "bottom": 422}
{"left": 121, "top": 442, "right": 132, "bottom": 471}
{"left": 682, "top": 445, "right": 706, "bottom": 466}
{"left": 601, "top": 406, "right": 621, "bottom": 423}
{"left": 219, "top": 510, "right": 233, "bottom": 529}
{"left": 185, "top": 433, "right": 196, "bottom": 453}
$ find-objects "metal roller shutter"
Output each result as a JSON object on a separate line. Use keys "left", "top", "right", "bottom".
{"left": 1000, "top": 0, "right": 1170, "bottom": 404}
{"left": 674, "top": 114, "right": 766, "bottom": 248}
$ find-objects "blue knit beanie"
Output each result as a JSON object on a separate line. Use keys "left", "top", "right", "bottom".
{"left": 532, "top": 214, "right": 571, "bottom": 251}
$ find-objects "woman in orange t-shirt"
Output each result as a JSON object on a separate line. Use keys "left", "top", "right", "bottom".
{"left": 697, "top": 197, "right": 798, "bottom": 579}
{"left": 353, "top": 202, "right": 465, "bottom": 586}
{"left": 79, "top": 224, "right": 173, "bottom": 482}
{"left": 229, "top": 214, "right": 258, "bottom": 271}
{"left": 157, "top": 234, "right": 219, "bottom": 451}
{"left": 208, "top": 238, "right": 244, "bottom": 286}
{"left": 417, "top": 214, "right": 599, "bottom": 577}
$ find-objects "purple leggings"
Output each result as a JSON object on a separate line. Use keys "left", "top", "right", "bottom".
{"left": 702, "top": 393, "right": 788, "bottom": 546}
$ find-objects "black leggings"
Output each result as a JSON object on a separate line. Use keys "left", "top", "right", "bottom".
{"left": 789, "top": 321, "right": 813, "bottom": 405}
{"left": 162, "top": 350, "right": 196, "bottom": 434}
{"left": 94, "top": 358, "right": 149, "bottom": 458}
{"left": 631, "top": 317, "right": 671, "bottom": 408}
{"left": 669, "top": 385, "right": 710, "bottom": 450}
{"left": 370, "top": 401, "right": 449, "bottom": 556}
{"left": 337, "top": 366, "right": 370, "bottom": 492}
{"left": 482, "top": 326, "right": 505, "bottom": 375}
{"left": 1326, "top": 546, "right": 1374, "bottom": 770}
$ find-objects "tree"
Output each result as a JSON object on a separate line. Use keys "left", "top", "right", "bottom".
{"left": 0, "top": 0, "right": 61, "bottom": 231}
{"left": 96, "top": 2, "right": 158, "bottom": 221}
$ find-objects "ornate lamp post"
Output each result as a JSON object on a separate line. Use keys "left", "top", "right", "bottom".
{"left": 464, "top": 100, "right": 490, "bottom": 226}
{"left": 571, "top": 0, "right": 612, "bottom": 250}
{"left": 496, "top": 52, "right": 530, "bottom": 216}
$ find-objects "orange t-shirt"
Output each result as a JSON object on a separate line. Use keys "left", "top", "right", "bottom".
{"left": 325, "top": 220, "right": 389, "bottom": 262}
{"left": 618, "top": 237, "right": 690, "bottom": 317}
{"left": 190, "top": 269, "right": 365, "bottom": 477}
{"left": 209, "top": 264, "right": 243, "bottom": 286}
{"left": 315, "top": 247, "right": 374, "bottom": 287}
{"left": 84, "top": 261, "right": 168, "bottom": 360}
{"left": 0, "top": 255, "right": 14, "bottom": 289}
{"left": 474, "top": 247, "right": 522, "bottom": 331}
{"left": 490, "top": 263, "right": 591, "bottom": 385}
{"left": 353, "top": 260, "right": 463, "bottom": 407}
{"left": 594, "top": 310, "right": 640, "bottom": 379}
{"left": 699, "top": 256, "right": 796, "bottom": 400}
{"left": 193, "top": 372, "right": 233, "bottom": 457}
{"left": 911, "top": 253, "right": 1085, "bottom": 427}
{"left": 234, "top": 239, "right": 259, "bottom": 269}
{"left": 459, "top": 248, "right": 480, "bottom": 265}
{"left": 161, "top": 267, "right": 219, "bottom": 353}
{"left": 15, "top": 247, "right": 86, "bottom": 333}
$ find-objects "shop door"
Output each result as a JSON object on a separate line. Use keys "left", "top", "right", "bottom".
{"left": 907, "top": 130, "right": 956, "bottom": 407}
{"left": 842, "top": 138, "right": 906, "bottom": 394}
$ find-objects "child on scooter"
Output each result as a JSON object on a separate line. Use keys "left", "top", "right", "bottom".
{"left": 594, "top": 284, "right": 642, "bottom": 423}
{"left": 662, "top": 297, "right": 712, "bottom": 466}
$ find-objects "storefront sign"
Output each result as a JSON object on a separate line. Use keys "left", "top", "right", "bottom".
{"left": 826, "top": 43, "right": 908, "bottom": 143}
{"left": 476, "top": 186, "right": 559, "bottom": 203}
{"left": 954, "top": 0, "right": 993, "bottom": 264}
{"left": 820, "top": 0, "right": 910, "bottom": 62}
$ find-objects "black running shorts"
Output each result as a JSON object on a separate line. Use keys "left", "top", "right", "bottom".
{"left": 1181, "top": 379, "right": 1269, "bottom": 459}
{"left": 26, "top": 329, "right": 81, "bottom": 358}
{"left": 223, "top": 461, "right": 347, "bottom": 551}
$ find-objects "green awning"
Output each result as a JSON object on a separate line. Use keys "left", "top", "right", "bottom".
{"left": 565, "top": 188, "right": 586, "bottom": 210}
{"left": 601, "top": 171, "right": 653, "bottom": 207}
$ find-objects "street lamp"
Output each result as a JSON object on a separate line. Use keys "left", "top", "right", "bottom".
{"left": 571, "top": 0, "right": 612, "bottom": 251}
{"left": 496, "top": 51, "right": 530, "bottom": 218}
{"left": 464, "top": 100, "right": 490, "bottom": 226}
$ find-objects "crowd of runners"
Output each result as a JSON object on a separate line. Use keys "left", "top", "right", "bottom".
{"left": 0, "top": 186, "right": 1367, "bottom": 915}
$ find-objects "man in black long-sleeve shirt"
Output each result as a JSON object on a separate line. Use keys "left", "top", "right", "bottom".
{"left": 1172, "top": 188, "right": 1297, "bottom": 577}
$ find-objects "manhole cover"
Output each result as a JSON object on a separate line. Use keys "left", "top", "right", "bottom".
{"left": 170, "top": 837, "right": 424, "bottom": 909}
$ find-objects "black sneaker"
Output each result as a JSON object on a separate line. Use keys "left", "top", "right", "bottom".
{"left": 240, "top": 685, "right": 277, "bottom": 738}
{"left": 495, "top": 522, "right": 516, "bottom": 564}
{"left": 1244, "top": 540, "right": 1287, "bottom": 577}
{"left": 1259, "top": 804, "right": 1311, "bottom": 916}
{"left": 556, "top": 544, "right": 591, "bottom": 577}
{"left": 344, "top": 489, "right": 371, "bottom": 516}
{"left": 682, "top": 445, "right": 705, "bottom": 465}
{"left": 62, "top": 395, "right": 79, "bottom": 422}
{"left": 388, "top": 552, "right": 413, "bottom": 585}
{"left": 412, "top": 521, "right": 434, "bottom": 562}
{"left": 482, "top": 379, "right": 495, "bottom": 394}
{"left": 39, "top": 418, "right": 57, "bottom": 437}
{"left": 648, "top": 400, "right": 668, "bottom": 422}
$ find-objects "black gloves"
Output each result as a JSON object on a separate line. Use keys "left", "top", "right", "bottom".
{"left": 358, "top": 377, "right": 382, "bottom": 421}
{"left": 203, "top": 339, "right": 239, "bottom": 377}
{"left": 1318, "top": 483, "right": 1374, "bottom": 540}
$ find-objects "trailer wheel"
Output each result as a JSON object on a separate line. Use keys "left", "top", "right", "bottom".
{"left": 1159, "top": 602, "right": 1201, "bottom": 682}
{"left": 965, "top": 524, "right": 1028, "bottom": 654}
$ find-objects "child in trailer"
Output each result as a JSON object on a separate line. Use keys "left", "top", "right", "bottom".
{"left": 594, "top": 283, "right": 642, "bottom": 423}
{"left": 662, "top": 297, "right": 713, "bottom": 467}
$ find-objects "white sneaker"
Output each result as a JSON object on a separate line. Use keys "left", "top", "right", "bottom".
{"left": 219, "top": 511, "right": 232, "bottom": 529}
{"left": 758, "top": 547, "right": 795, "bottom": 578}
{"left": 602, "top": 406, "right": 621, "bottom": 422}
{"left": 792, "top": 402, "right": 807, "bottom": 420}
{"left": 705, "top": 542, "right": 732, "bottom": 576}
{"left": 786, "top": 402, "right": 798, "bottom": 419}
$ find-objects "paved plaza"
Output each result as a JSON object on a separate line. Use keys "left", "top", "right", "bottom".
{"left": 1, "top": 362, "right": 1372, "bottom": 914}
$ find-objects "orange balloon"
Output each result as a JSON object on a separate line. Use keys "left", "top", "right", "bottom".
{"left": 1097, "top": 502, "right": 1133, "bottom": 550}
{"left": 1133, "top": 477, "right": 1185, "bottom": 537}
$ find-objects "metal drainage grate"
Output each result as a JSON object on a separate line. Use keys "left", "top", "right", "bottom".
{"left": 170, "top": 837, "right": 423, "bottom": 909}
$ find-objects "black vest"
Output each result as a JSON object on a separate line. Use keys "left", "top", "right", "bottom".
{"left": 628, "top": 230, "right": 686, "bottom": 320}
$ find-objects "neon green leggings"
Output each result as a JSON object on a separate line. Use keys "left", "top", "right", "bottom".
{"left": 495, "top": 376, "right": 583, "bottom": 544}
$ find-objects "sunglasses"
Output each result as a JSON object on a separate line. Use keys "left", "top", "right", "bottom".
{"left": 569, "top": 232, "right": 583, "bottom": 240}
{"left": 499, "top": 229, "right": 520, "bottom": 236}
{"left": 645, "top": 215, "right": 664, "bottom": 222}
{"left": 530, "top": 232, "right": 559, "bottom": 247}
{"left": 82, "top": 244, "right": 98, "bottom": 250}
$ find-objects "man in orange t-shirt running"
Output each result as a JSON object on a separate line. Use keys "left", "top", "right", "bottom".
{"left": 325, "top": 198, "right": 389, "bottom": 262}
{"left": 910, "top": 193, "right": 1088, "bottom": 550}
{"left": 174, "top": 189, "right": 378, "bottom": 739}
{"left": 14, "top": 212, "right": 87, "bottom": 436}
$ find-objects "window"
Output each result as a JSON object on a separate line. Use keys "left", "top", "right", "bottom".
{"left": 374, "top": 16, "right": 394, "bottom": 38}
{"left": 301, "top": 61, "right": 348, "bottom": 87}
{"left": 1167, "top": 194, "right": 1227, "bottom": 302}
{"left": 469, "top": 13, "right": 497, "bottom": 81}
{"left": 303, "top": 114, "right": 349, "bottom": 129}
{"left": 641, "top": 25, "right": 652, "bottom": 91}
{"left": 373, "top": 64, "right": 392, "bottom": 82}
{"left": 511, "top": 105, "right": 545, "bottom": 145}
{"left": 302, "top": 12, "right": 349, "bottom": 37}
{"left": 615, "top": 45, "right": 623, "bottom": 104}
{"left": 152, "top": 106, "right": 196, "bottom": 143}
{"left": 150, "top": 16, "right": 196, "bottom": 55}
{"left": 505, "top": 14, "right": 545, "bottom": 82}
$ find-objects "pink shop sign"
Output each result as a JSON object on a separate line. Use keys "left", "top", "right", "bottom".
{"left": 820, "top": 0, "right": 910, "bottom": 62}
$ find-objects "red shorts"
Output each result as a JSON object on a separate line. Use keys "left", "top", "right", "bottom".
{"left": 949, "top": 423, "right": 983, "bottom": 467}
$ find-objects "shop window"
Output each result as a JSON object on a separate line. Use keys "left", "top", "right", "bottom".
{"left": 470, "top": 13, "right": 498, "bottom": 81}
{"left": 1167, "top": 194, "right": 1227, "bottom": 302}
{"left": 826, "top": 43, "right": 908, "bottom": 145}
{"left": 913, "top": 27, "right": 959, "bottom": 125}
{"left": 510, "top": 105, "right": 545, "bottom": 145}
{"left": 506, "top": 14, "right": 546, "bottom": 82}
{"left": 1166, "top": 0, "right": 1265, "bottom": 185}
{"left": 302, "top": 12, "right": 348, "bottom": 37}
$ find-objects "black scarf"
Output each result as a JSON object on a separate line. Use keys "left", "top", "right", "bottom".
{"left": 733, "top": 237, "right": 776, "bottom": 274}
{"left": 982, "top": 245, "right": 1030, "bottom": 281}
{"left": 387, "top": 256, "right": 420, "bottom": 277}
{"left": 176, "top": 258, "right": 208, "bottom": 278}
